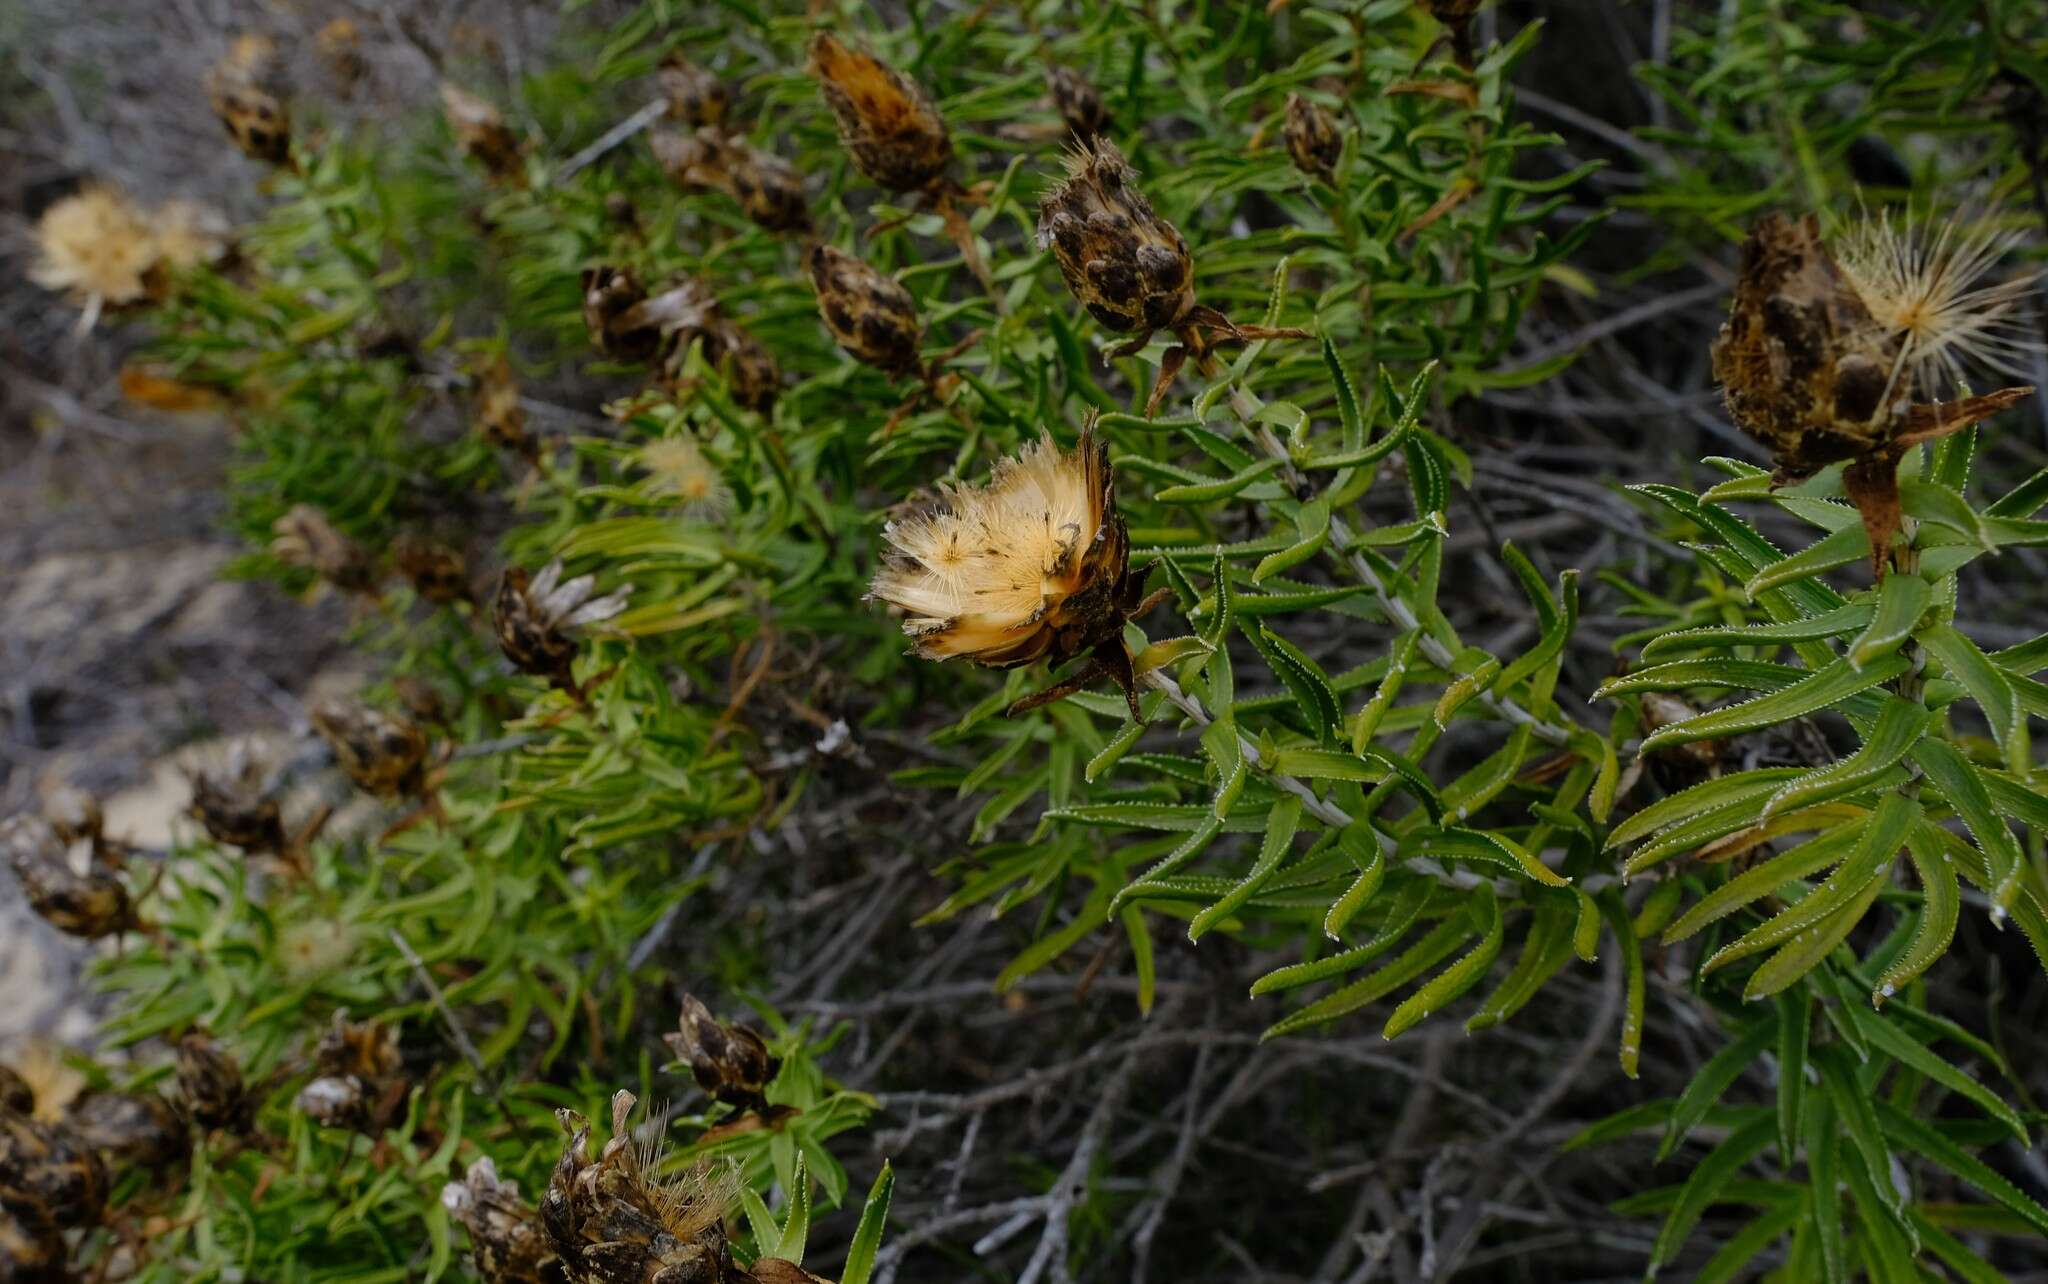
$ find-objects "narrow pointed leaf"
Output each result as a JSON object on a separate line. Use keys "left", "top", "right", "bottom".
{"left": 1638, "top": 655, "right": 1909, "bottom": 755}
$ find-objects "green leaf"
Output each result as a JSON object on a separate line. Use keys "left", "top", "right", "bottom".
{"left": 1404, "top": 826, "right": 1569, "bottom": 887}
{"left": 1266, "top": 747, "right": 1387, "bottom": 782}
{"left": 1900, "top": 477, "right": 1995, "bottom": 550}
{"left": 1647, "top": 1115, "right": 1776, "bottom": 1275}
{"left": 772, "top": 1151, "right": 811, "bottom": 1261}
{"left": 1919, "top": 622, "right": 2028, "bottom": 771}
{"left": 1243, "top": 621, "right": 1342, "bottom": 742}
{"left": 1384, "top": 884, "right": 1501, "bottom": 1039}
{"left": 1911, "top": 740, "right": 2026, "bottom": 916}
{"left": 1595, "top": 658, "right": 1806, "bottom": 700}
{"left": 1663, "top": 821, "right": 1863, "bottom": 944}
{"left": 1879, "top": 1102, "right": 2048, "bottom": 1238}
{"left": 1873, "top": 823, "right": 1962, "bottom": 1006}
{"left": 1639, "top": 599, "right": 1874, "bottom": 661}
{"left": 1847, "top": 1005, "right": 2026, "bottom": 1142}
{"left": 1201, "top": 717, "right": 1247, "bottom": 819}
{"left": 1758, "top": 698, "right": 1930, "bottom": 819}
{"left": 1256, "top": 878, "right": 1434, "bottom": 996}
{"left": 1323, "top": 824, "right": 1385, "bottom": 940}
{"left": 1776, "top": 993, "right": 1808, "bottom": 1170}
{"left": 1818, "top": 1043, "right": 1911, "bottom": 1224}
{"left": 1189, "top": 797, "right": 1300, "bottom": 941}
{"left": 1465, "top": 901, "right": 1574, "bottom": 1032}
{"left": 1847, "top": 573, "right": 1931, "bottom": 667}
{"left": 1252, "top": 498, "right": 1331, "bottom": 583}
{"left": 1109, "top": 817, "right": 1226, "bottom": 914}
{"left": 1352, "top": 630, "right": 1418, "bottom": 753}
{"left": 1805, "top": 1092, "right": 1849, "bottom": 1284}
{"left": 839, "top": 1161, "right": 894, "bottom": 1284}
{"left": 1743, "top": 524, "right": 1869, "bottom": 600}
{"left": 1658, "top": 1019, "right": 1774, "bottom": 1161}
{"left": 1636, "top": 655, "right": 1910, "bottom": 755}
{"left": 1154, "top": 457, "right": 1284, "bottom": 502}
{"left": 1120, "top": 906, "right": 1156, "bottom": 1017}
{"left": 1606, "top": 766, "right": 1808, "bottom": 851}
{"left": 1261, "top": 911, "right": 1471, "bottom": 1039}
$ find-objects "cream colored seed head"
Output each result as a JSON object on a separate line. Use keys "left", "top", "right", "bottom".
{"left": 31, "top": 186, "right": 159, "bottom": 313}
{"left": 639, "top": 436, "right": 732, "bottom": 519}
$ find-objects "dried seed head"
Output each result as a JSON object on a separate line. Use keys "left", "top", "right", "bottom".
{"left": 299, "top": 1012, "right": 402, "bottom": 1132}
{"left": 662, "top": 996, "right": 780, "bottom": 1115}
{"left": 394, "top": 535, "right": 471, "bottom": 605}
{"left": 628, "top": 278, "right": 782, "bottom": 414}
{"left": 207, "top": 34, "right": 292, "bottom": 166}
{"left": 494, "top": 561, "right": 630, "bottom": 694}
{"left": 442, "top": 83, "right": 527, "bottom": 186}
{"left": 64, "top": 1091, "right": 189, "bottom": 1172}
{"left": 0, "top": 1200, "right": 63, "bottom": 1282}
{"left": 30, "top": 185, "right": 159, "bottom": 314}
{"left": 270, "top": 504, "right": 380, "bottom": 595}
{"left": 657, "top": 54, "right": 726, "bottom": 129}
{"left": 639, "top": 438, "right": 733, "bottom": 520}
{"left": 311, "top": 698, "right": 431, "bottom": 798}
{"left": 582, "top": 267, "right": 662, "bottom": 363}
{"left": 807, "top": 31, "right": 952, "bottom": 194}
{"left": 442, "top": 1156, "right": 566, "bottom": 1284}
{"left": 2, "top": 814, "right": 136, "bottom": 940}
{"left": 1048, "top": 65, "right": 1109, "bottom": 142}
{"left": 317, "top": 18, "right": 367, "bottom": 97}
{"left": 473, "top": 355, "right": 534, "bottom": 458}
{"left": 0, "top": 1110, "right": 106, "bottom": 1229}
{"left": 313, "top": 1012, "right": 402, "bottom": 1084}
{"left": 0, "top": 1065, "right": 28, "bottom": 1117}
{"left": 809, "top": 244, "right": 924, "bottom": 378}
{"left": 539, "top": 1091, "right": 739, "bottom": 1284}
{"left": 175, "top": 1033, "right": 252, "bottom": 1134}
{"left": 1037, "top": 139, "right": 1195, "bottom": 336}
{"left": 151, "top": 200, "right": 232, "bottom": 274}
{"left": 651, "top": 128, "right": 811, "bottom": 236}
{"left": 1284, "top": 93, "right": 1342, "bottom": 181}
{"left": 187, "top": 742, "right": 285, "bottom": 854}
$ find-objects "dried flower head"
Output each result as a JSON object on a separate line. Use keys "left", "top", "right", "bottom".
{"left": 657, "top": 54, "right": 726, "bottom": 129}
{"left": 64, "top": 1090, "right": 189, "bottom": 1172}
{"left": 1038, "top": 139, "right": 1310, "bottom": 413}
{"left": 394, "top": 535, "right": 471, "bottom": 605}
{"left": 583, "top": 267, "right": 663, "bottom": 363}
{"left": 663, "top": 996, "right": 780, "bottom": 1117}
{"left": 187, "top": 742, "right": 286, "bottom": 854}
{"left": 2, "top": 814, "right": 138, "bottom": 941}
{"left": 30, "top": 185, "right": 159, "bottom": 318}
{"left": 1284, "top": 93, "right": 1342, "bottom": 182}
{"left": 639, "top": 438, "right": 732, "bottom": 520}
{"left": 1049, "top": 65, "right": 1109, "bottom": 142}
{"left": 494, "top": 561, "right": 630, "bottom": 695}
{"left": 442, "top": 83, "right": 527, "bottom": 186}
{"left": 0, "top": 1110, "right": 106, "bottom": 1229}
{"left": 39, "top": 786, "right": 101, "bottom": 852}
{"left": 0, "top": 1197, "right": 63, "bottom": 1281}
{"left": 539, "top": 1090, "right": 740, "bottom": 1284}
{"left": 207, "top": 34, "right": 292, "bottom": 166}
{"left": 1712, "top": 213, "right": 2034, "bottom": 568}
{"left": 174, "top": 1033, "right": 253, "bottom": 1134}
{"left": 1833, "top": 210, "right": 2044, "bottom": 400}
{"left": 622, "top": 278, "right": 783, "bottom": 414}
{"left": 650, "top": 128, "right": 810, "bottom": 236}
{"left": 473, "top": 355, "right": 536, "bottom": 461}
{"left": 311, "top": 698, "right": 431, "bottom": 798}
{"left": 297, "top": 1012, "right": 404, "bottom": 1133}
{"left": 443, "top": 1156, "right": 568, "bottom": 1284}
{"left": 270, "top": 504, "right": 380, "bottom": 596}
{"left": 868, "top": 426, "right": 1167, "bottom": 720}
{"left": 0, "top": 1042, "right": 82, "bottom": 1127}
{"left": 317, "top": 18, "right": 368, "bottom": 97}
{"left": 809, "top": 244, "right": 924, "bottom": 379}
{"left": 0, "top": 1066, "right": 28, "bottom": 1117}
{"left": 807, "top": 31, "right": 952, "bottom": 194}
{"left": 151, "top": 199, "right": 232, "bottom": 274}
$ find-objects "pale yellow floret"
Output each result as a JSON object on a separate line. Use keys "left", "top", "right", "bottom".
{"left": 639, "top": 436, "right": 732, "bottom": 519}
{"left": 1836, "top": 211, "right": 2043, "bottom": 399}
{"left": 869, "top": 434, "right": 1100, "bottom": 659}
{"left": 31, "top": 186, "right": 159, "bottom": 312}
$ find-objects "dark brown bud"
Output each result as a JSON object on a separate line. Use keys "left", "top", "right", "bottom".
{"left": 1036, "top": 138, "right": 1196, "bottom": 336}
{"left": 1049, "top": 65, "right": 1109, "bottom": 142}
{"left": 442, "top": 1156, "right": 565, "bottom": 1284}
{"left": 3, "top": 814, "right": 136, "bottom": 940}
{"left": 657, "top": 54, "right": 727, "bottom": 129}
{"left": 175, "top": 1033, "right": 253, "bottom": 1134}
{"left": 270, "top": 504, "right": 379, "bottom": 595}
{"left": 188, "top": 754, "right": 286, "bottom": 853}
{"left": 494, "top": 562, "right": 630, "bottom": 694}
{"left": 809, "top": 244, "right": 924, "bottom": 379}
{"left": 651, "top": 129, "right": 810, "bottom": 236}
{"left": 473, "top": 355, "right": 534, "bottom": 458}
{"left": 206, "top": 34, "right": 292, "bottom": 166}
{"left": 0, "top": 1110, "right": 107, "bottom": 1228}
{"left": 1284, "top": 93, "right": 1342, "bottom": 181}
{"left": 394, "top": 535, "right": 470, "bottom": 605}
{"left": 65, "top": 1091, "right": 189, "bottom": 1172}
{"left": 663, "top": 995, "right": 780, "bottom": 1115}
{"left": 310, "top": 699, "right": 430, "bottom": 798}
{"left": 581, "top": 267, "right": 663, "bottom": 363}
{"left": 394, "top": 675, "right": 450, "bottom": 726}
{"left": 807, "top": 32, "right": 952, "bottom": 194}
{"left": 442, "top": 83, "right": 527, "bottom": 187}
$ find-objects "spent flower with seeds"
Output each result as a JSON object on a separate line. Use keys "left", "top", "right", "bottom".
{"left": 311, "top": 698, "right": 431, "bottom": 799}
{"left": 174, "top": 1033, "right": 253, "bottom": 1135}
{"left": 807, "top": 31, "right": 951, "bottom": 195}
{"left": 186, "top": 741, "right": 287, "bottom": 855}
{"left": 394, "top": 535, "right": 471, "bottom": 605}
{"left": 316, "top": 17, "right": 367, "bottom": 97}
{"left": 0, "top": 1110, "right": 106, "bottom": 1229}
{"left": 30, "top": 185, "right": 159, "bottom": 321}
{"left": 0, "top": 1043, "right": 81, "bottom": 1127}
{"left": 296, "top": 1012, "right": 404, "bottom": 1134}
{"left": 1038, "top": 139, "right": 1310, "bottom": 414}
{"left": 270, "top": 504, "right": 380, "bottom": 596}
{"left": 473, "top": 354, "right": 536, "bottom": 460}
{"left": 494, "top": 561, "right": 631, "bottom": 695}
{"left": 206, "top": 34, "right": 292, "bottom": 166}
{"left": 443, "top": 1156, "right": 566, "bottom": 1284}
{"left": 651, "top": 128, "right": 810, "bottom": 236}
{"left": 64, "top": 1089, "right": 189, "bottom": 1173}
{"left": 664, "top": 996, "right": 780, "bottom": 1118}
{"left": 2, "top": 815, "right": 138, "bottom": 941}
{"left": 809, "top": 244, "right": 924, "bottom": 379}
{"left": 151, "top": 199, "right": 232, "bottom": 274}
{"left": 1284, "top": 93, "right": 1342, "bottom": 181}
{"left": 867, "top": 426, "right": 1167, "bottom": 720}
{"left": 442, "top": 83, "right": 527, "bottom": 186}
{"left": 583, "top": 267, "right": 663, "bottom": 363}
{"left": 657, "top": 54, "right": 727, "bottom": 129}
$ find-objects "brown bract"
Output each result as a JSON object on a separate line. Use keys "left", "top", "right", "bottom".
{"left": 1712, "top": 213, "right": 2034, "bottom": 569}
{"left": 658, "top": 55, "right": 727, "bottom": 129}
{"left": 583, "top": 267, "right": 663, "bottom": 363}
{"left": 443, "top": 83, "right": 528, "bottom": 187}
{"left": 65, "top": 1091, "right": 189, "bottom": 1172}
{"left": 207, "top": 34, "right": 292, "bottom": 166}
{"left": 0, "top": 1111, "right": 107, "bottom": 1229}
{"left": 539, "top": 1091, "right": 739, "bottom": 1284}
{"left": 1037, "top": 139, "right": 1310, "bottom": 414}
{"left": 175, "top": 1034, "right": 254, "bottom": 1134}
{"left": 188, "top": 751, "right": 287, "bottom": 853}
{"left": 495, "top": 561, "right": 631, "bottom": 697}
{"left": 808, "top": 245, "right": 924, "bottom": 379}
{"left": 1048, "top": 65, "right": 1109, "bottom": 142}
{"left": 867, "top": 426, "right": 1168, "bottom": 721}
{"left": 296, "top": 1012, "right": 404, "bottom": 1133}
{"left": 664, "top": 997, "right": 781, "bottom": 1119}
{"left": 270, "top": 504, "right": 380, "bottom": 596}
{"left": 395, "top": 536, "right": 471, "bottom": 605}
{"left": 650, "top": 129, "right": 810, "bottom": 236}
{"left": 311, "top": 699, "right": 431, "bottom": 798}
{"left": 444, "top": 1156, "right": 569, "bottom": 1284}
{"left": 0, "top": 1199, "right": 64, "bottom": 1283}
{"left": 1284, "top": 92, "right": 1342, "bottom": 181}
{"left": 0, "top": 1067, "right": 28, "bottom": 1117}
{"left": 807, "top": 32, "right": 951, "bottom": 195}
{"left": 2, "top": 815, "right": 136, "bottom": 940}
